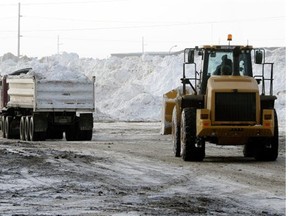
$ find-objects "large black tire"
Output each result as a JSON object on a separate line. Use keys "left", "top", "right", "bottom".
{"left": 172, "top": 106, "right": 181, "bottom": 157}
{"left": 29, "top": 117, "right": 45, "bottom": 141}
{"left": 29, "top": 117, "right": 36, "bottom": 141}
{"left": 5, "top": 116, "right": 12, "bottom": 139}
{"left": 20, "top": 116, "right": 25, "bottom": 140}
{"left": 66, "top": 125, "right": 78, "bottom": 141}
{"left": 78, "top": 130, "right": 93, "bottom": 141}
{"left": 180, "top": 108, "right": 205, "bottom": 162}
{"left": 243, "top": 139, "right": 255, "bottom": 158}
{"left": 2, "top": 116, "right": 6, "bottom": 138}
{"left": 25, "top": 116, "right": 31, "bottom": 141}
{"left": 254, "top": 110, "right": 279, "bottom": 161}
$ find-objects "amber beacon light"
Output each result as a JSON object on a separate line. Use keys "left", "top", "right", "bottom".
{"left": 227, "top": 34, "right": 232, "bottom": 41}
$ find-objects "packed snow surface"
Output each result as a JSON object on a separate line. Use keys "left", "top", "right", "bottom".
{"left": 0, "top": 47, "right": 286, "bottom": 129}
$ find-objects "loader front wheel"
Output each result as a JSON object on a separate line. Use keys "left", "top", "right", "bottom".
{"left": 172, "top": 106, "right": 180, "bottom": 157}
{"left": 180, "top": 108, "right": 205, "bottom": 162}
{"left": 254, "top": 110, "right": 279, "bottom": 161}
{"left": 243, "top": 139, "right": 255, "bottom": 158}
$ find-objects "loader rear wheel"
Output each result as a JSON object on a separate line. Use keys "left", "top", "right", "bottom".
{"left": 180, "top": 108, "right": 205, "bottom": 162}
{"left": 172, "top": 106, "right": 180, "bottom": 157}
{"left": 254, "top": 110, "right": 279, "bottom": 161}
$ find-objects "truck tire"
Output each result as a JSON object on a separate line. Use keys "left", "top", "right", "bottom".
{"left": 25, "top": 116, "right": 31, "bottom": 141}
{"left": 20, "top": 116, "right": 25, "bottom": 140}
{"left": 66, "top": 126, "right": 78, "bottom": 141}
{"left": 78, "top": 130, "right": 93, "bottom": 141}
{"left": 254, "top": 110, "right": 279, "bottom": 161}
{"left": 2, "top": 116, "right": 6, "bottom": 138}
{"left": 5, "top": 116, "right": 12, "bottom": 139}
{"left": 180, "top": 108, "right": 205, "bottom": 161}
{"left": 172, "top": 106, "right": 180, "bottom": 157}
{"left": 29, "top": 117, "right": 38, "bottom": 141}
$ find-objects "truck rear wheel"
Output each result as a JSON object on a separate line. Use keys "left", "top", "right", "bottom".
{"left": 254, "top": 110, "right": 279, "bottom": 161}
{"left": 25, "top": 116, "right": 31, "bottom": 141}
{"left": 2, "top": 116, "right": 6, "bottom": 138}
{"left": 20, "top": 117, "right": 25, "bottom": 140}
{"left": 172, "top": 106, "right": 180, "bottom": 157}
{"left": 180, "top": 108, "right": 205, "bottom": 161}
{"left": 29, "top": 117, "right": 41, "bottom": 141}
{"left": 78, "top": 130, "right": 93, "bottom": 141}
{"left": 66, "top": 125, "right": 78, "bottom": 141}
{"left": 5, "top": 116, "right": 12, "bottom": 139}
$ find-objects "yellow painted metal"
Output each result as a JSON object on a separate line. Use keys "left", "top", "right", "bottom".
{"left": 161, "top": 88, "right": 177, "bottom": 135}
{"left": 196, "top": 108, "right": 274, "bottom": 145}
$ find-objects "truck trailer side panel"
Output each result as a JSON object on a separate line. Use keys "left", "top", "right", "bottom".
{"left": 7, "top": 78, "right": 94, "bottom": 112}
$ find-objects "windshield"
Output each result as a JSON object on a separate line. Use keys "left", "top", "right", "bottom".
{"left": 207, "top": 51, "right": 251, "bottom": 76}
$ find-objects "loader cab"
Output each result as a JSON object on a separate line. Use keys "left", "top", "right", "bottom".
{"left": 182, "top": 45, "right": 271, "bottom": 97}
{"left": 203, "top": 46, "right": 253, "bottom": 77}
{"left": 199, "top": 46, "right": 253, "bottom": 94}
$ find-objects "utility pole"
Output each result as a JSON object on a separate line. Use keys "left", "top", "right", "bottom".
{"left": 17, "top": 2, "right": 22, "bottom": 57}
{"left": 57, "top": 35, "right": 62, "bottom": 54}
{"left": 142, "top": 36, "right": 144, "bottom": 55}
{"left": 57, "top": 35, "right": 63, "bottom": 54}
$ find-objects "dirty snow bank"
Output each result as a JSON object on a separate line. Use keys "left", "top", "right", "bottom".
{"left": 0, "top": 48, "right": 286, "bottom": 129}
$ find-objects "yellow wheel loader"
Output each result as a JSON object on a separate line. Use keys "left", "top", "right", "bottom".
{"left": 162, "top": 36, "right": 278, "bottom": 161}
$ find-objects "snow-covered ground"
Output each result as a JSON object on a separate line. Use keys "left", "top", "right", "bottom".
{"left": 0, "top": 49, "right": 285, "bottom": 215}
{"left": 0, "top": 47, "right": 285, "bottom": 129}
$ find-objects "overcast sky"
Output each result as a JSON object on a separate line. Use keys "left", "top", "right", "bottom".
{"left": 0, "top": 0, "right": 286, "bottom": 58}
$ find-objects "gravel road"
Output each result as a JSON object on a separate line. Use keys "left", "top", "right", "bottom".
{"left": 0, "top": 122, "right": 285, "bottom": 215}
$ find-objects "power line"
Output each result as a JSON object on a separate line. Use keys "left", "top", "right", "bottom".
{"left": 20, "top": 0, "right": 128, "bottom": 6}
{"left": 1, "top": 16, "right": 283, "bottom": 33}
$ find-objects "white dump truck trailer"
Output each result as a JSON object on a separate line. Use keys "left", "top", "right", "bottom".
{"left": 0, "top": 68, "right": 95, "bottom": 141}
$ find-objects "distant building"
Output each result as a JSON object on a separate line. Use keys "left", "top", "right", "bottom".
{"left": 110, "top": 51, "right": 183, "bottom": 58}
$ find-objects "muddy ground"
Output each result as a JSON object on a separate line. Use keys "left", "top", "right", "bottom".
{"left": 0, "top": 122, "right": 285, "bottom": 215}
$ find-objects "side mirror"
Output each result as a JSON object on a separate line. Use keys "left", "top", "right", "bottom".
{"left": 187, "top": 49, "right": 194, "bottom": 63}
{"left": 255, "top": 50, "right": 263, "bottom": 64}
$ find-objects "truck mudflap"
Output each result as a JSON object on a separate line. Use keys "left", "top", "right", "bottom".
{"left": 196, "top": 109, "right": 275, "bottom": 143}
{"left": 79, "top": 113, "right": 93, "bottom": 131}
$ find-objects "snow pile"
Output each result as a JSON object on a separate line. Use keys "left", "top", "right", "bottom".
{"left": 0, "top": 48, "right": 286, "bottom": 129}
{"left": 0, "top": 52, "right": 89, "bottom": 81}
